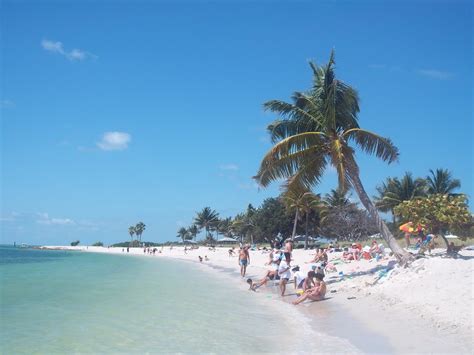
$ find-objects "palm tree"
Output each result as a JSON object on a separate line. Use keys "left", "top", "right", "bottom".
{"left": 194, "top": 207, "right": 219, "bottom": 241}
{"left": 187, "top": 224, "right": 199, "bottom": 242}
{"left": 231, "top": 207, "right": 257, "bottom": 244}
{"left": 281, "top": 182, "right": 319, "bottom": 242}
{"left": 426, "top": 168, "right": 461, "bottom": 195}
{"left": 177, "top": 227, "right": 189, "bottom": 243}
{"left": 254, "top": 50, "right": 412, "bottom": 264}
{"left": 374, "top": 173, "right": 427, "bottom": 224}
{"left": 218, "top": 217, "right": 233, "bottom": 238}
{"left": 128, "top": 226, "right": 136, "bottom": 242}
{"left": 135, "top": 222, "right": 146, "bottom": 242}
{"left": 319, "top": 188, "right": 357, "bottom": 225}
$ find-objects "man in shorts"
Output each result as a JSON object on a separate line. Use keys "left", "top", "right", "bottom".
{"left": 239, "top": 245, "right": 250, "bottom": 277}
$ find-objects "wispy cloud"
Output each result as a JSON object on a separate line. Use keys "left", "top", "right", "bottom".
{"left": 0, "top": 99, "right": 15, "bottom": 108}
{"left": 97, "top": 132, "right": 131, "bottom": 151}
{"left": 36, "top": 212, "right": 75, "bottom": 226}
{"left": 416, "top": 69, "right": 454, "bottom": 80}
{"left": 41, "top": 39, "right": 97, "bottom": 61}
{"left": 220, "top": 164, "right": 239, "bottom": 171}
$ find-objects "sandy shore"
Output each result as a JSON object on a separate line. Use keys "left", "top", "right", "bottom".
{"left": 43, "top": 244, "right": 474, "bottom": 354}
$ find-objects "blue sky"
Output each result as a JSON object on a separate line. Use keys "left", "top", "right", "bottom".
{"left": 1, "top": 0, "right": 472, "bottom": 245}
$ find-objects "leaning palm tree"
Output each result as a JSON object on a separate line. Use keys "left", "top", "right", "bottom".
{"left": 194, "top": 207, "right": 219, "bottom": 241}
{"left": 374, "top": 172, "right": 427, "bottom": 224}
{"left": 426, "top": 168, "right": 461, "bottom": 195}
{"left": 254, "top": 50, "right": 412, "bottom": 264}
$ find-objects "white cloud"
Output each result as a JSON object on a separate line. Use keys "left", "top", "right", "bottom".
{"left": 41, "top": 39, "right": 96, "bottom": 61}
{"left": 0, "top": 99, "right": 15, "bottom": 108}
{"left": 41, "top": 39, "right": 64, "bottom": 53}
{"left": 97, "top": 132, "right": 131, "bottom": 151}
{"left": 416, "top": 69, "right": 454, "bottom": 80}
{"left": 220, "top": 164, "right": 239, "bottom": 171}
{"left": 36, "top": 212, "right": 75, "bottom": 226}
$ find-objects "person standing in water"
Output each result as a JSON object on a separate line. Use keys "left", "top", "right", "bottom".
{"left": 239, "top": 245, "right": 250, "bottom": 277}
{"left": 278, "top": 252, "right": 292, "bottom": 296}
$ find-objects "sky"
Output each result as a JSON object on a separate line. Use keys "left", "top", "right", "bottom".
{"left": 1, "top": 0, "right": 472, "bottom": 245}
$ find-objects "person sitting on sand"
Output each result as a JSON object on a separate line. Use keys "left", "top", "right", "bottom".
{"left": 278, "top": 252, "right": 292, "bottom": 296}
{"left": 369, "top": 240, "right": 381, "bottom": 258}
{"left": 252, "top": 257, "right": 281, "bottom": 289}
{"left": 293, "top": 267, "right": 316, "bottom": 292}
{"left": 292, "top": 274, "right": 327, "bottom": 305}
{"left": 239, "top": 246, "right": 250, "bottom": 277}
{"left": 307, "top": 248, "right": 327, "bottom": 264}
{"left": 343, "top": 244, "right": 360, "bottom": 261}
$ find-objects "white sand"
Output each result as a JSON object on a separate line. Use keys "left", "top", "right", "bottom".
{"left": 43, "top": 244, "right": 474, "bottom": 353}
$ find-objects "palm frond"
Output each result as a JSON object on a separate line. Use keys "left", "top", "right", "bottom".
{"left": 254, "top": 137, "right": 327, "bottom": 188}
{"left": 343, "top": 128, "right": 399, "bottom": 163}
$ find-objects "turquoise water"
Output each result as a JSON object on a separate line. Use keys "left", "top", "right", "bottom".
{"left": 0, "top": 246, "right": 326, "bottom": 354}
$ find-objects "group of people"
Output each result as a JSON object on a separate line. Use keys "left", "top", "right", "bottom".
{"left": 242, "top": 240, "right": 327, "bottom": 306}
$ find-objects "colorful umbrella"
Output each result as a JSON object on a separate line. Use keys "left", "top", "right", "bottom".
{"left": 399, "top": 222, "right": 414, "bottom": 233}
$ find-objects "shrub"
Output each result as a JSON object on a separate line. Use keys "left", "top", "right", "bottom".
{"left": 92, "top": 242, "right": 104, "bottom": 246}
{"left": 70, "top": 240, "right": 80, "bottom": 246}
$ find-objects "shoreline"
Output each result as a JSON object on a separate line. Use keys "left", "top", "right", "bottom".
{"left": 41, "top": 245, "right": 474, "bottom": 354}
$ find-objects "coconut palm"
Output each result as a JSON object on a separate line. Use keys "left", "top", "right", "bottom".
{"left": 319, "top": 188, "right": 357, "bottom": 225}
{"left": 254, "top": 50, "right": 411, "bottom": 264}
{"left": 177, "top": 227, "right": 189, "bottom": 243}
{"left": 218, "top": 217, "right": 233, "bottom": 238}
{"left": 135, "top": 222, "right": 146, "bottom": 242}
{"left": 194, "top": 207, "right": 219, "bottom": 241}
{"left": 374, "top": 172, "right": 427, "bottom": 223}
{"left": 128, "top": 226, "right": 136, "bottom": 241}
{"left": 187, "top": 224, "right": 199, "bottom": 242}
{"left": 426, "top": 168, "right": 461, "bottom": 195}
{"left": 281, "top": 182, "right": 319, "bottom": 242}
{"left": 231, "top": 210, "right": 257, "bottom": 244}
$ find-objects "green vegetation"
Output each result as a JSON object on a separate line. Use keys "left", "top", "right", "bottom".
{"left": 70, "top": 240, "right": 80, "bottom": 246}
{"left": 127, "top": 222, "right": 147, "bottom": 246}
{"left": 252, "top": 50, "right": 411, "bottom": 264}
{"left": 394, "top": 194, "right": 472, "bottom": 248}
{"left": 92, "top": 242, "right": 104, "bottom": 246}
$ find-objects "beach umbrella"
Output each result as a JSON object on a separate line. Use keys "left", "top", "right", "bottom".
{"left": 399, "top": 222, "right": 414, "bottom": 233}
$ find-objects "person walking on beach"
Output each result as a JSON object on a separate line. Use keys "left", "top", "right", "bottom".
{"left": 278, "top": 252, "right": 292, "bottom": 296}
{"left": 239, "top": 245, "right": 250, "bottom": 277}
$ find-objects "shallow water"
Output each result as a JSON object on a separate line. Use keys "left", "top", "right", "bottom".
{"left": 0, "top": 246, "right": 360, "bottom": 354}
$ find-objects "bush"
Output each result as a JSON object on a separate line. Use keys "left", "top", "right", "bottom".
{"left": 70, "top": 240, "right": 80, "bottom": 246}
{"left": 92, "top": 242, "right": 104, "bottom": 247}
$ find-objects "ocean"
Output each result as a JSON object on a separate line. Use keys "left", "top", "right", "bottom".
{"left": 0, "top": 245, "right": 359, "bottom": 354}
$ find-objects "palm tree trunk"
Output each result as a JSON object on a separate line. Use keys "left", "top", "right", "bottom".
{"left": 291, "top": 209, "right": 299, "bottom": 240}
{"left": 348, "top": 170, "right": 414, "bottom": 265}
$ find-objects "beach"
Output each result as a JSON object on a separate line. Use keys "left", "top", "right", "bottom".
{"left": 42, "top": 245, "right": 474, "bottom": 354}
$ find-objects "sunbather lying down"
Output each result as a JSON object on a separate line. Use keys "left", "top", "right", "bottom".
{"left": 292, "top": 274, "right": 326, "bottom": 305}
